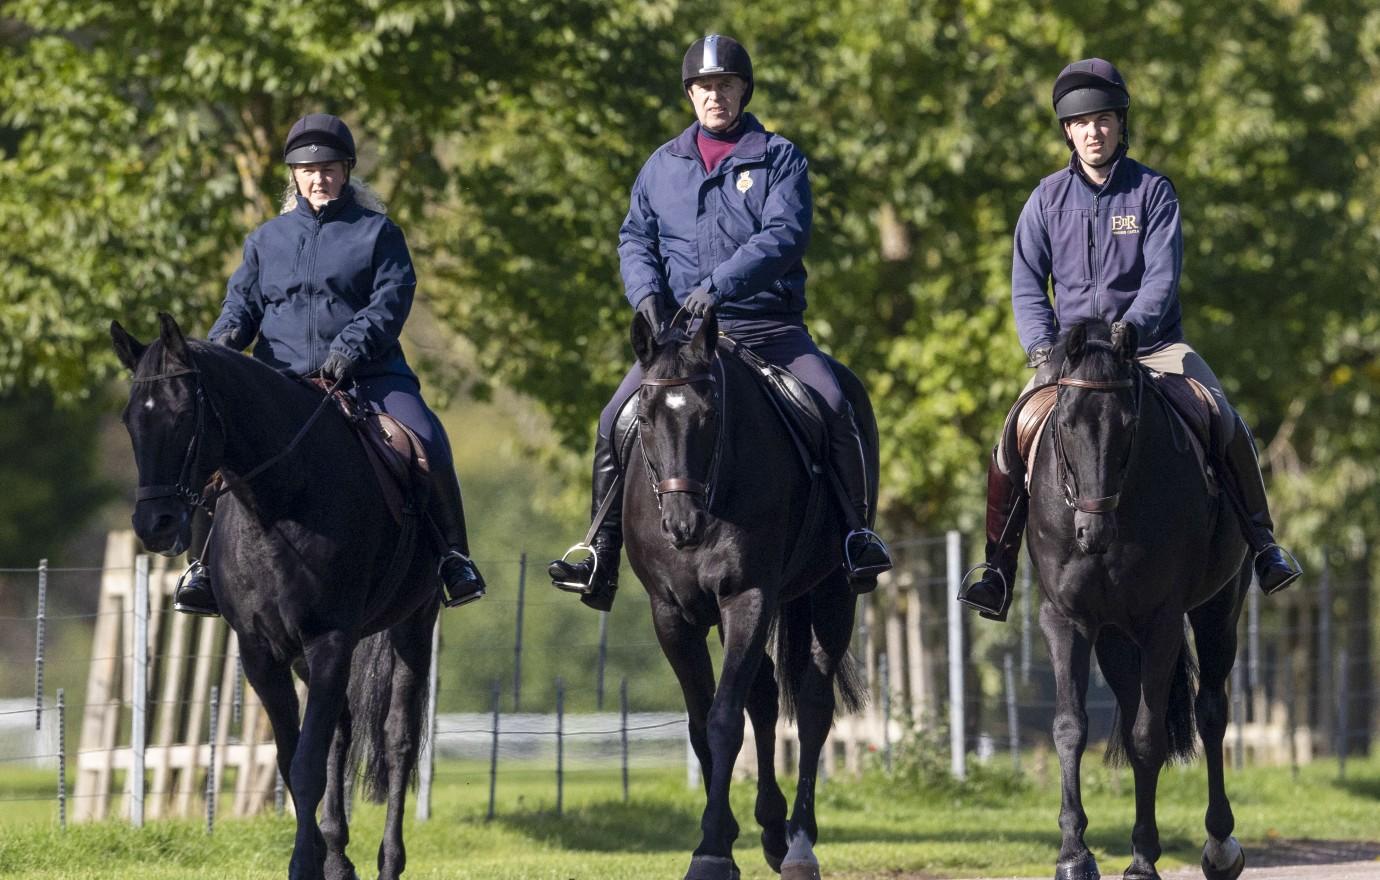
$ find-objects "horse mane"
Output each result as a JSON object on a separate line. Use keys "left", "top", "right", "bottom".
{"left": 1052, "top": 321, "right": 1127, "bottom": 383}
{"left": 645, "top": 323, "right": 718, "bottom": 380}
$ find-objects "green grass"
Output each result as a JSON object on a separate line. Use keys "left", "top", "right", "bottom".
{"left": 2, "top": 753, "right": 1378, "bottom": 879}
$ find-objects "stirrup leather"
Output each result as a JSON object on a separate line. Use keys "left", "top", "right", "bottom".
{"left": 844, "top": 528, "right": 891, "bottom": 576}
{"left": 552, "top": 542, "right": 598, "bottom": 594}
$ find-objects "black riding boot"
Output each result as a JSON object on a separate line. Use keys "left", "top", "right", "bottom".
{"left": 548, "top": 428, "right": 622, "bottom": 612}
{"left": 173, "top": 506, "right": 219, "bottom": 617}
{"left": 1222, "top": 414, "right": 1302, "bottom": 594}
{"left": 829, "top": 405, "right": 892, "bottom": 586}
{"left": 429, "top": 468, "right": 487, "bottom": 608}
{"left": 958, "top": 448, "right": 1028, "bottom": 622}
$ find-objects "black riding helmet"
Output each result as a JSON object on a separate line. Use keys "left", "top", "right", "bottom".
{"left": 1052, "top": 58, "right": 1130, "bottom": 149}
{"left": 283, "top": 113, "right": 357, "bottom": 168}
{"left": 682, "top": 34, "right": 754, "bottom": 110}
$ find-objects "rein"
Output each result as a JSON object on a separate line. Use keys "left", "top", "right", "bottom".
{"left": 638, "top": 363, "right": 726, "bottom": 507}
{"left": 131, "top": 356, "right": 343, "bottom": 511}
{"left": 1053, "top": 346, "right": 1144, "bottom": 514}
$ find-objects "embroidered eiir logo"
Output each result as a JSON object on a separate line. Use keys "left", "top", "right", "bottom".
{"left": 1112, "top": 214, "right": 1140, "bottom": 235}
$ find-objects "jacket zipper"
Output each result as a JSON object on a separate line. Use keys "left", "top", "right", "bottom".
{"left": 1089, "top": 193, "right": 1100, "bottom": 314}
{"left": 305, "top": 214, "right": 324, "bottom": 368}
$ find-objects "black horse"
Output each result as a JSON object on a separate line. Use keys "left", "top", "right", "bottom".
{"left": 1027, "top": 321, "right": 1251, "bottom": 880}
{"left": 112, "top": 314, "right": 438, "bottom": 880}
{"left": 623, "top": 311, "right": 869, "bottom": 880}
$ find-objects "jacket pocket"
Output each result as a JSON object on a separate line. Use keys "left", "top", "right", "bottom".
{"left": 1047, "top": 208, "right": 1091, "bottom": 285}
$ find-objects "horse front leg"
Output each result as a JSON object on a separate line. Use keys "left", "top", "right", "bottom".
{"left": 687, "top": 588, "right": 774, "bottom": 880}
{"left": 1191, "top": 570, "right": 1248, "bottom": 880}
{"left": 289, "top": 632, "right": 356, "bottom": 880}
{"left": 744, "top": 652, "right": 788, "bottom": 872}
{"left": 1040, "top": 603, "right": 1099, "bottom": 880}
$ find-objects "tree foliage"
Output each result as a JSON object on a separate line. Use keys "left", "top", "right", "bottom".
{"left": 2, "top": 0, "right": 1377, "bottom": 545}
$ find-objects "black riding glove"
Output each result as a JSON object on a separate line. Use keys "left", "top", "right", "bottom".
{"left": 635, "top": 295, "right": 664, "bottom": 330}
{"left": 684, "top": 284, "right": 718, "bottom": 317}
{"left": 1027, "top": 345, "right": 1052, "bottom": 368}
{"left": 321, "top": 350, "right": 356, "bottom": 383}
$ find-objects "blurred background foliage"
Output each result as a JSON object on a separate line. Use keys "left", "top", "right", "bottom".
{"left": 0, "top": 1, "right": 1377, "bottom": 675}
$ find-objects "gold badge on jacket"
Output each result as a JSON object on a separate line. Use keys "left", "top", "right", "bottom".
{"left": 736, "top": 171, "right": 753, "bottom": 193}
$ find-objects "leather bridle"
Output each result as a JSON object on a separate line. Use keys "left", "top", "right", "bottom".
{"left": 638, "top": 360, "right": 725, "bottom": 510}
{"left": 1053, "top": 346, "right": 1143, "bottom": 514}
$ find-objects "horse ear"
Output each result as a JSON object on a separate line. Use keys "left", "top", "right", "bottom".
{"left": 157, "top": 312, "right": 190, "bottom": 363}
{"left": 1111, "top": 320, "right": 1139, "bottom": 362}
{"left": 110, "top": 321, "right": 147, "bottom": 372}
{"left": 688, "top": 311, "right": 718, "bottom": 364}
{"left": 1065, "top": 322, "right": 1089, "bottom": 361}
{"left": 631, "top": 310, "right": 659, "bottom": 366}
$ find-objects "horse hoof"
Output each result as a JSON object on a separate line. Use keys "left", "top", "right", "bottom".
{"left": 781, "top": 863, "right": 823, "bottom": 880}
{"left": 763, "top": 826, "right": 788, "bottom": 873}
{"left": 684, "top": 854, "right": 740, "bottom": 880}
{"left": 1120, "top": 865, "right": 1159, "bottom": 880}
{"left": 1201, "top": 837, "right": 1245, "bottom": 880}
{"left": 1055, "top": 853, "right": 1100, "bottom": 880}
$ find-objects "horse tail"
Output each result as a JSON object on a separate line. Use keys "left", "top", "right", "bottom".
{"left": 345, "top": 629, "right": 431, "bottom": 803}
{"left": 774, "top": 594, "right": 868, "bottom": 722}
{"left": 1103, "top": 623, "right": 1200, "bottom": 767}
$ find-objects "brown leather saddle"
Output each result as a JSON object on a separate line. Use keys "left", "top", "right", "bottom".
{"left": 311, "top": 379, "right": 431, "bottom": 524}
{"left": 1003, "top": 369, "right": 1224, "bottom": 493}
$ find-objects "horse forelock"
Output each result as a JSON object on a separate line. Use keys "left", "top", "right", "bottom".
{"left": 1055, "top": 322, "right": 1126, "bottom": 383}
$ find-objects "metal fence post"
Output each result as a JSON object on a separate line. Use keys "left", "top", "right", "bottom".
{"left": 233, "top": 656, "right": 244, "bottom": 729}
{"left": 620, "top": 677, "right": 630, "bottom": 803}
{"left": 131, "top": 554, "right": 149, "bottom": 828}
{"left": 487, "top": 680, "right": 500, "bottom": 821}
{"left": 597, "top": 611, "right": 609, "bottom": 710}
{"left": 1231, "top": 658, "right": 1245, "bottom": 770}
{"left": 416, "top": 616, "right": 440, "bottom": 822}
{"left": 513, "top": 553, "right": 526, "bottom": 712}
{"left": 1336, "top": 647, "right": 1350, "bottom": 780}
{"left": 206, "top": 685, "right": 219, "bottom": 834}
{"left": 1318, "top": 559, "right": 1333, "bottom": 746}
{"left": 686, "top": 718, "right": 701, "bottom": 790}
{"left": 1005, "top": 652, "right": 1020, "bottom": 772}
{"left": 555, "top": 677, "right": 565, "bottom": 818}
{"left": 57, "top": 688, "right": 66, "bottom": 832}
{"left": 275, "top": 770, "right": 285, "bottom": 816}
{"left": 35, "top": 558, "right": 48, "bottom": 730}
{"left": 1020, "top": 554, "right": 1032, "bottom": 685}
{"left": 946, "top": 530, "right": 966, "bottom": 780}
{"left": 880, "top": 655, "right": 892, "bottom": 773}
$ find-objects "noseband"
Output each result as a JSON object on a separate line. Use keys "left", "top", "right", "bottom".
{"left": 638, "top": 362, "right": 725, "bottom": 508}
{"left": 1053, "top": 348, "right": 1143, "bottom": 514}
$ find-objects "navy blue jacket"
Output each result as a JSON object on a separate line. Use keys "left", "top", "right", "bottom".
{"left": 210, "top": 189, "right": 417, "bottom": 380}
{"left": 619, "top": 113, "right": 811, "bottom": 321}
{"left": 1012, "top": 150, "right": 1183, "bottom": 356}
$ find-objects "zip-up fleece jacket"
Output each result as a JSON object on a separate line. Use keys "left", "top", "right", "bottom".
{"left": 210, "top": 189, "right": 417, "bottom": 380}
{"left": 619, "top": 113, "right": 811, "bottom": 321}
{"left": 1012, "top": 150, "right": 1184, "bottom": 356}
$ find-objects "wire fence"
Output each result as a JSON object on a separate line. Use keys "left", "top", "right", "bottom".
{"left": 0, "top": 531, "right": 1376, "bottom": 831}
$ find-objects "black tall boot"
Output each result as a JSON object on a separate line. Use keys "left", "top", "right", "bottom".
{"left": 173, "top": 505, "right": 219, "bottom": 617}
{"left": 1222, "top": 414, "right": 1302, "bottom": 594}
{"left": 958, "top": 448, "right": 1028, "bottom": 622}
{"left": 829, "top": 405, "right": 892, "bottom": 584}
{"left": 548, "top": 427, "right": 623, "bottom": 612}
{"left": 429, "top": 468, "right": 487, "bottom": 608}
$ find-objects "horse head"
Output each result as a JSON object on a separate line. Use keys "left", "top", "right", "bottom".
{"left": 111, "top": 313, "right": 224, "bottom": 556}
{"left": 630, "top": 308, "right": 722, "bottom": 550}
{"left": 1053, "top": 320, "right": 1142, "bottom": 555}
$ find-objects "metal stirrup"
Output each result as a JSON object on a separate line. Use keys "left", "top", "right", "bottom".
{"left": 553, "top": 542, "right": 598, "bottom": 591}
{"left": 958, "top": 561, "right": 1010, "bottom": 608}
{"left": 844, "top": 528, "right": 890, "bottom": 573}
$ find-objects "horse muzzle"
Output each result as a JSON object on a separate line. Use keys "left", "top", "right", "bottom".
{"left": 131, "top": 499, "right": 191, "bottom": 557}
{"left": 661, "top": 497, "right": 708, "bottom": 550}
{"left": 1074, "top": 510, "right": 1116, "bottom": 556}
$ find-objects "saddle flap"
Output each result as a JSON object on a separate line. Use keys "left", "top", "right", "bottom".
{"left": 722, "top": 337, "right": 827, "bottom": 460}
{"left": 1153, "top": 373, "right": 1221, "bottom": 457}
